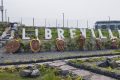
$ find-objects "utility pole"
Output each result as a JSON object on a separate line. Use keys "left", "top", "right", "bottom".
{"left": 108, "top": 16, "right": 111, "bottom": 29}
{"left": 1, "top": 0, "right": 4, "bottom": 22}
{"left": 62, "top": 13, "right": 64, "bottom": 28}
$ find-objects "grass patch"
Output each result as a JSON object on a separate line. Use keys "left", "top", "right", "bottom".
{"left": 0, "top": 65, "right": 82, "bottom": 80}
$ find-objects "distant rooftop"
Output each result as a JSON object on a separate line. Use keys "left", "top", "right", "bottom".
{"left": 95, "top": 21, "right": 120, "bottom": 24}
{"left": 95, "top": 20, "right": 120, "bottom": 29}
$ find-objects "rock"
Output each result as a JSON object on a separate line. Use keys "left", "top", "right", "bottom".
{"left": 98, "top": 58, "right": 118, "bottom": 68}
{"left": 60, "top": 70, "right": 69, "bottom": 76}
{"left": 20, "top": 65, "right": 40, "bottom": 77}
{"left": 98, "top": 61, "right": 109, "bottom": 67}
{"left": 31, "top": 69, "right": 40, "bottom": 77}
{"left": 109, "top": 60, "right": 118, "bottom": 68}
{"left": 20, "top": 70, "right": 32, "bottom": 77}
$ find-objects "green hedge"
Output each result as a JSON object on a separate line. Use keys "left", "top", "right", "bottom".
{"left": 1, "top": 27, "right": 120, "bottom": 52}
{"left": 18, "top": 37, "right": 120, "bottom": 53}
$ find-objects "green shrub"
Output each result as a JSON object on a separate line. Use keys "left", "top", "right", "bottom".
{"left": 20, "top": 41, "right": 30, "bottom": 52}
{"left": 42, "top": 71, "right": 61, "bottom": 80}
{"left": 42, "top": 41, "right": 52, "bottom": 51}
{"left": 67, "top": 39, "right": 79, "bottom": 51}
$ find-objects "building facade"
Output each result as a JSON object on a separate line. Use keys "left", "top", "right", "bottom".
{"left": 95, "top": 21, "right": 120, "bottom": 30}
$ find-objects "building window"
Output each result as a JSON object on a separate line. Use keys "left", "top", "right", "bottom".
{"left": 95, "top": 25, "right": 99, "bottom": 29}
{"left": 109, "top": 25, "right": 115, "bottom": 30}
{"left": 118, "top": 25, "right": 120, "bottom": 29}
{"left": 101, "top": 25, "right": 107, "bottom": 29}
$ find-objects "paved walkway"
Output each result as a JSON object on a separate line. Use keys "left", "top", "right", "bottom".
{"left": 0, "top": 48, "right": 119, "bottom": 79}
{"left": 47, "top": 60, "right": 116, "bottom": 80}
{"left": 0, "top": 47, "right": 117, "bottom": 64}
{"left": 0, "top": 60, "right": 116, "bottom": 80}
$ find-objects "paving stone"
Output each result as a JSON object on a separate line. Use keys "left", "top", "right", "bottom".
{"left": 59, "top": 65, "right": 77, "bottom": 71}
{"left": 53, "top": 60, "right": 64, "bottom": 63}
{"left": 49, "top": 62, "right": 66, "bottom": 67}
{"left": 37, "top": 62, "right": 53, "bottom": 65}
{"left": 71, "top": 69, "right": 91, "bottom": 77}
{"left": 49, "top": 61, "right": 66, "bottom": 67}
{"left": 90, "top": 74, "right": 116, "bottom": 80}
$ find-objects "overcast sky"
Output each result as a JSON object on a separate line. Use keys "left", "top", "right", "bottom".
{"left": 2, "top": 0, "right": 120, "bottom": 27}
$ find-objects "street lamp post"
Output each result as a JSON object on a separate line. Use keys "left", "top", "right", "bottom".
{"left": 1, "top": 0, "right": 4, "bottom": 22}
{"left": 5, "top": 9, "right": 7, "bottom": 22}
{"left": 108, "top": 16, "right": 111, "bottom": 29}
{"left": 33, "top": 17, "right": 34, "bottom": 27}
{"left": 20, "top": 17, "right": 22, "bottom": 25}
{"left": 45, "top": 19, "right": 46, "bottom": 27}
{"left": 56, "top": 19, "right": 57, "bottom": 27}
{"left": 62, "top": 13, "right": 64, "bottom": 28}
